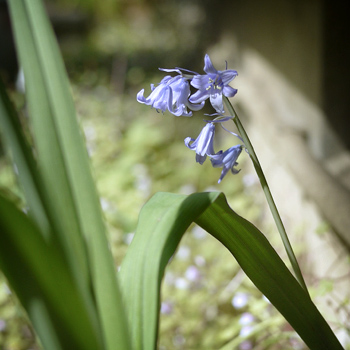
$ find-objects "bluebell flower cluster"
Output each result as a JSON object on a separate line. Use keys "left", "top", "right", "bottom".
{"left": 137, "top": 54, "right": 244, "bottom": 183}
{"left": 137, "top": 69, "right": 205, "bottom": 117}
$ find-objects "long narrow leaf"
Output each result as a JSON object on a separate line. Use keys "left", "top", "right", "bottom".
{"left": 119, "top": 191, "right": 343, "bottom": 350}
{"left": 8, "top": 0, "right": 90, "bottom": 294}
{"left": 0, "top": 78, "right": 49, "bottom": 237}
{"left": 1, "top": 64, "right": 102, "bottom": 350}
{"left": 196, "top": 193, "right": 343, "bottom": 350}
{"left": 0, "top": 195, "right": 101, "bottom": 350}
{"left": 8, "top": 1, "right": 130, "bottom": 347}
{"left": 119, "top": 192, "right": 217, "bottom": 349}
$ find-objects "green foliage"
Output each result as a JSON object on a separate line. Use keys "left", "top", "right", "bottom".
{"left": 0, "top": 0, "right": 345, "bottom": 349}
{"left": 0, "top": 195, "right": 100, "bottom": 350}
{"left": 2, "top": 0, "right": 130, "bottom": 348}
{"left": 120, "top": 192, "right": 343, "bottom": 350}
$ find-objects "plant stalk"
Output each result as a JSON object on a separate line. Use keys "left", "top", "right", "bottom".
{"left": 224, "top": 97, "right": 309, "bottom": 294}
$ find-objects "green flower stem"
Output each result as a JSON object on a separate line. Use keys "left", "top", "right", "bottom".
{"left": 223, "top": 97, "right": 309, "bottom": 294}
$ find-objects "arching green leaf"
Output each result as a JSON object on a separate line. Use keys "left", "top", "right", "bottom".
{"left": 119, "top": 191, "right": 343, "bottom": 350}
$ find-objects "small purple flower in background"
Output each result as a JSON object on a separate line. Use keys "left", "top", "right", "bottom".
{"left": 239, "top": 340, "right": 254, "bottom": 350}
{"left": 175, "top": 245, "right": 191, "bottom": 260}
{"left": 185, "top": 265, "right": 201, "bottom": 282}
{"left": 190, "top": 54, "right": 238, "bottom": 113}
{"left": 0, "top": 319, "right": 6, "bottom": 332}
{"left": 194, "top": 255, "right": 206, "bottom": 267}
{"left": 137, "top": 70, "right": 204, "bottom": 117}
{"left": 239, "top": 312, "right": 255, "bottom": 326}
{"left": 231, "top": 292, "right": 249, "bottom": 309}
{"left": 184, "top": 122, "right": 216, "bottom": 164}
{"left": 240, "top": 325, "right": 254, "bottom": 337}
{"left": 175, "top": 277, "right": 189, "bottom": 290}
{"left": 160, "top": 301, "right": 173, "bottom": 315}
{"left": 210, "top": 144, "right": 243, "bottom": 183}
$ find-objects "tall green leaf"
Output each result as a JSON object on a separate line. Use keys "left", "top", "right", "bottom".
{"left": 0, "top": 195, "right": 101, "bottom": 350}
{"left": 0, "top": 64, "right": 102, "bottom": 350}
{"left": 119, "top": 191, "right": 343, "bottom": 350}
{"left": 119, "top": 192, "right": 216, "bottom": 349}
{"left": 0, "top": 78, "right": 49, "bottom": 237}
{"left": 7, "top": 0, "right": 130, "bottom": 347}
{"left": 8, "top": 0, "right": 89, "bottom": 285}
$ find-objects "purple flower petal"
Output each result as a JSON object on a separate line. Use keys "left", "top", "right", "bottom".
{"left": 223, "top": 85, "right": 238, "bottom": 98}
{"left": 203, "top": 54, "right": 217, "bottom": 74}
{"left": 221, "top": 70, "right": 238, "bottom": 85}
{"left": 184, "top": 123, "right": 216, "bottom": 164}
{"left": 189, "top": 54, "right": 238, "bottom": 113}
{"left": 184, "top": 137, "right": 196, "bottom": 150}
{"left": 189, "top": 89, "right": 210, "bottom": 104}
{"left": 210, "top": 144, "right": 243, "bottom": 183}
{"left": 191, "top": 75, "right": 211, "bottom": 89}
{"left": 137, "top": 74, "right": 203, "bottom": 116}
{"left": 209, "top": 93, "right": 224, "bottom": 114}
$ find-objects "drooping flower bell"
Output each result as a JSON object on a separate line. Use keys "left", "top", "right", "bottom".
{"left": 189, "top": 54, "right": 238, "bottom": 114}
{"left": 210, "top": 144, "right": 243, "bottom": 183}
{"left": 137, "top": 70, "right": 204, "bottom": 117}
{"left": 184, "top": 122, "right": 216, "bottom": 165}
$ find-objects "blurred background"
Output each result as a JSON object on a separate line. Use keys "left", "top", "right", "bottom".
{"left": 0, "top": 0, "right": 349, "bottom": 349}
